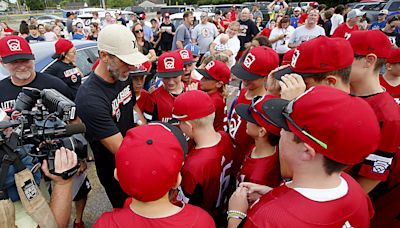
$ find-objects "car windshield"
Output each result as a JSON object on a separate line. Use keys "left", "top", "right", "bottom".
{"left": 388, "top": 2, "right": 400, "bottom": 11}
{"left": 363, "top": 3, "right": 385, "bottom": 11}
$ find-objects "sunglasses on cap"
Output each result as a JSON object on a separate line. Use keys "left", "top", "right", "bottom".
{"left": 135, "top": 29, "right": 144, "bottom": 33}
{"left": 283, "top": 99, "right": 328, "bottom": 149}
{"left": 249, "top": 96, "right": 279, "bottom": 127}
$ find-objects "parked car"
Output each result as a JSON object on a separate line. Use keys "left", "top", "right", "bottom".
{"left": 0, "top": 40, "right": 98, "bottom": 81}
{"left": 160, "top": 5, "right": 195, "bottom": 15}
{"left": 170, "top": 12, "right": 215, "bottom": 29}
{"left": 359, "top": 0, "right": 399, "bottom": 22}
{"left": 197, "top": 4, "right": 247, "bottom": 14}
{"left": 37, "top": 15, "right": 66, "bottom": 25}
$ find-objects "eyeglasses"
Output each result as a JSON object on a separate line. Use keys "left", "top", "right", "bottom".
{"left": 248, "top": 96, "right": 279, "bottom": 127}
{"left": 134, "top": 29, "right": 144, "bottom": 33}
{"left": 390, "top": 24, "right": 396, "bottom": 29}
{"left": 77, "top": 26, "right": 83, "bottom": 29}
{"left": 282, "top": 99, "right": 328, "bottom": 149}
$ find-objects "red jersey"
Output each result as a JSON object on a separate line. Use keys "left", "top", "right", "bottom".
{"left": 245, "top": 173, "right": 374, "bottom": 228}
{"left": 237, "top": 146, "right": 281, "bottom": 187}
{"left": 298, "top": 13, "right": 308, "bottom": 25}
{"left": 332, "top": 23, "right": 359, "bottom": 38}
{"left": 209, "top": 91, "right": 228, "bottom": 132}
{"left": 94, "top": 203, "right": 215, "bottom": 228}
{"left": 146, "top": 86, "right": 180, "bottom": 122}
{"left": 259, "top": 27, "right": 272, "bottom": 38}
{"left": 231, "top": 10, "right": 237, "bottom": 21}
{"left": 228, "top": 88, "right": 255, "bottom": 175}
{"left": 380, "top": 75, "right": 400, "bottom": 104}
{"left": 179, "top": 131, "right": 233, "bottom": 219}
{"left": 136, "top": 89, "right": 151, "bottom": 113}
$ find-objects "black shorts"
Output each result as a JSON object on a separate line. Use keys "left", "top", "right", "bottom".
{"left": 73, "top": 176, "right": 91, "bottom": 201}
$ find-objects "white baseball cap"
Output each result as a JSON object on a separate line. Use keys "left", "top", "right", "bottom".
{"left": 347, "top": 9, "right": 365, "bottom": 19}
{"left": 379, "top": 9, "right": 389, "bottom": 15}
{"left": 294, "top": 7, "right": 302, "bottom": 12}
{"left": 97, "top": 24, "right": 148, "bottom": 66}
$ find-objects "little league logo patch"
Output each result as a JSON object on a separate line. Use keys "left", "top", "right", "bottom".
{"left": 7, "top": 39, "right": 22, "bottom": 52}
{"left": 291, "top": 49, "right": 300, "bottom": 68}
{"left": 205, "top": 61, "right": 215, "bottom": 70}
{"left": 243, "top": 53, "right": 256, "bottom": 68}
{"left": 372, "top": 160, "right": 390, "bottom": 174}
{"left": 179, "top": 50, "right": 189, "bottom": 60}
{"left": 164, "top": 57, "right": 175, "bottom": 70}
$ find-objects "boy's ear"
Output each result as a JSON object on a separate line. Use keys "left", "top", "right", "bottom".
{"left": 259, "top": 126, "right": 267, "bottom": 138}
{"left": 114, "top": 168, "right": 119, "bottom": 182}
{"left": 216, "top": 81, "right": 224, "bottom": 88}
{"left": 173, "top": 173, "right": 182, "bottom": 189}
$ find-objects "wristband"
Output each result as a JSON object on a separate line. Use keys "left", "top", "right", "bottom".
{"left": 227, "top": 214, "right": 244, "bottom": 221}
{"left": 227, "top": 210, "right": 247, "bottom": 218}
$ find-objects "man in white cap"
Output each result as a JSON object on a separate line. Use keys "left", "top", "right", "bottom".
{"left": 370, "top": 9, "right": 389, "bottom": 30}
{"left": 75, "top": 24, "right": 148, "bottom": 208}
{"left": 332, "top": 9, "right": 364, "bottom": 38}
{"left": 290, "top": 7, "right": 302, "bottom": 28}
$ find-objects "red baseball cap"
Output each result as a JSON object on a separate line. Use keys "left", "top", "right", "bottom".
{"left": 164, "top": 13, "right": 170, "bottom": 18}
{"left": 156, "top": 51, "right": 184, "bottom": 78}
{"left": 0, "top": 36, "right": 34, "bottom": 64}
{"left": 310, "top": 1, "right": 319, "bottom": 7}
{"left": 235, "top": 95, "right": 281, "bottom": 136}
{"left": 347, "top": 30, "right": 392, "bottom": 59}
{"left": 53, "top": 38, "right": 74, "bottom": 59}
{"left": 232, "top": 46, "right": 279, "bottom": 80}
{"left": 116, "top": 122, "right": 187, "bottom": 202}
{"left": 281, "top": 49, "right": 295, "bottom": 66}
{"left": 172, "top": 90, "right": 216, "bottom": 121}
{"left": 263, "top": 86, "right": 380, "bottom": 165}
{"left": 274, "top": 36, "right": 354, "bottom": 80}
{"left": 387, "top": 48, "right": 400, "bottom": 63}
{"left": 196, "top": 60, "right": 231, "bottom": 84}
{"left": 175, "top": 49, "right": 195, "bottom": 65}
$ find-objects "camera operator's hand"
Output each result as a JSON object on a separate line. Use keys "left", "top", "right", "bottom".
{"left": 42, "top": 147, "right": 77, "bottom": 185}
{"left": 77, "top": 159, "right": 87, "bottom": 176}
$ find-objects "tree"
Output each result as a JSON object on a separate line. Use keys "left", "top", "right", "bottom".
{"left": 25, "top": 0, "right": 45, "bottom": 10}
{"left": 106, "top": 0, "right": 133, "bottom": 8}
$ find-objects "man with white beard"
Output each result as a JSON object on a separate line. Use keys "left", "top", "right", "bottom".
{"left": 288, "top": 9, "right": 325, "bottom": 48}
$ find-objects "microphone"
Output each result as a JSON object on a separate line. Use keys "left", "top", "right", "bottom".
{"left": 22, "top": 123, "right": 86, "bottom": 138}
{"left": 0, "top": 120, "right": 20, "bottom": 130}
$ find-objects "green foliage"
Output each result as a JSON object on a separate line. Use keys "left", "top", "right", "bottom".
{"left": 25, "top": 0, "right": 45, "bottom": 10}
{"left": 106, "top": 0, "right": 134, "bottom": 8}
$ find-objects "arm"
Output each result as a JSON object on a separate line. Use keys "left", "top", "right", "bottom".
{"left": 267, "top": 0, "right": 276, "bottom": 11}
{"left": 100, "top": 133, "right": 124, "bottom": 154}
{"left": 147, "top": 49, "right": 157, "bottom": 62}
{"left": 133, "top": 103, "right": 147, "bottom": 125}
{"left": 191, "top": 26, "right": 198, "bottom": 44}
{"left": 282, "top": 0, "right": 289, "bottom": 10}
{"left": 356, "top": 176, "right": 381, "bottom": 193}
{"left": 176, "top": 40, "right": 184, "bottom": 49}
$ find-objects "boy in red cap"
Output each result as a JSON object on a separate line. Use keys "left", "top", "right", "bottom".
{"left": 172, "top": 90, "right": 233, "bottom": 224}
{"left": 228, "top": 46, "right": 279, "bottom": 176}
{"left": 145, "top": 51, "right": 185, "bottom": 122}
{"left": 175, "top": 49, "right": 199, "bottom": 88}
{"left": 234, "top": 95, "right": 281, "bottom": 188}
{"left": 381, "top": 48, "right": 400, "bottom": 104}
{"left": 347, "top": 30, "right": 400, "bottom": 227}
{"left": 94, "top": 123, "right": 215, "bottom": 227}
{"left": 228, "top": 86, "right": 380, "bottom": 228}
{"left": 129, "top": 67, "right": 151, "bottom": 125}
{"left": 197, "top": 60, "right": 230, "bottom": 131}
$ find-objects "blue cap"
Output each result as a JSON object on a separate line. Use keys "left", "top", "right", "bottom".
{"left": 184, "top": 44, "right": 200, "bottom": 57}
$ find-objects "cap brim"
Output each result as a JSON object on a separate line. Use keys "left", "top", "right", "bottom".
{"left": 235, "top": 104, "right": 257, "bottom": 125}
{"left": 116, "top": 52, "right": 149, "bottom": 66}
{"left": 184, "top": 60, "right": 196, "bottom": 65}
{"left": 2, "top": 53, "right": 35, "bottom": 64}
{"left": 262, "top": 98, "right": 290, "bottom": 131}
{"left": 196, "top": 69, "right": 215, "bottom": 80}
{"left": 231, "top": 63, "right": 263, "bottom": 80}
{"left": 274, "top": 66, "right": 315, "bottom": 80}
{"left": 156, "top": 70, "right": 184, "bottom": 78}
{"left": 129, "top": 70, "right": 151, "bottom": 77}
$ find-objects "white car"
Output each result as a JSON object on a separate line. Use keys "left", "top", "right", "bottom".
{"left": 170, "top": 12, "right": 215, "bottom": 28}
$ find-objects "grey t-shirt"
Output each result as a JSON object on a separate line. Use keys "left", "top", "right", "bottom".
{"left": 289, "top": 25, "right": 326, "bottom": 46}
{"left": 172, "top": 24, "right": 191, "bottom": 51}
{"left": 191, "top": 22, "right": 219, "bottom": 54}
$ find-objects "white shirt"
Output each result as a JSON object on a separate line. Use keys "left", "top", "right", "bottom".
{"left": 289, "top": 25, "right": 326, "bottom": 46}
{"left": 270, "top": 26, "right": 295, "bottom": 54}
{"left": 213, "top": 33, "right": 240, "bottom": 67}
{"left": 330, "top": 14, "right": 344, "bottom": 35}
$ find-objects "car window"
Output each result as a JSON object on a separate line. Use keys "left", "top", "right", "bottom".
{"left": 0, "top": 66, "right": 9, "bottom": 81}
{"left": 388, "top": 2, "right": 400, "bottom": 11}
{"left": 363, "top": 3, "right": 384, "bottom": 10}
{"left": 75, "top": 50, "right": 93, "bottom": 76}
{"left": 85, "top": 47, "right": 99, "bottom": 60}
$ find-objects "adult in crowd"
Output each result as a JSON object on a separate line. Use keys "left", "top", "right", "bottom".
{"left": 154, "top": 11, "right": 162, "bottom": 27}
{"left": 259, "top": 19, "right": 276, "bottom": 38}
{"left": 72, "top": 22, "right": 86, "bottom": 40}
{"left": 370, "top": 9, "right": 389, "bottom": 30}
{"left": 237, "top": 8, "right": 259, "bottom": 59}
{"left": 322, "top": 9, "right": 333, "bottom": 36}
{"left": 210, "top": 22, "right": 241, "bottom": 66}
{"left": 159, "top": 13, "right": 175, "bottom": 53}
{"left": 269, "top": 16, "right": 295, "bottom": 64}
{"left": 192, "top": 12, "right": 219, "bottom": 62}
{"left": 240, "top": 36, "right": 271, "bottom": 63}
{"left": 255, "top": 16, "right": 265, "bottom": 31}
{"left": 381, "top": 15, "right": 400, "bottom": 48}
{"left": 115, "top": 10, "right": 127, "bottom": 26}
{"left": 75, "top": 24, "right": 147, "bottom": 208}
{"left": 332, "top": 9, "right": 364, "bottom": 38}
{"left": 330, "top": 4, "right": 345, "bottom": 35}
{"left": 91, "top": 12, "right": 101, "bottom": 25}
{"left": 290, "top": 7, "right": 302, "bottom": 28}
{"left": 1, "top": 22, "right": 14, "bottom": 35}
{"left": 132, "top": 22, "right": 157, "bottom": 63}
{"left": 37, "top": 24, "right": 46, "bottom": 37}
{"left": 288, "top": 9, "right": 325, "bottom": 48}
{"left": 19, "top": 20, "right": 29, "bottom": 38}
{"left": 127, "top": 13, "right": 138, "bottom": 30}
{"left": 172, "top": 11, "right": 194, "bottom": 51}
{"left": 297, "top": 1, "right": 319, "bottom": 26}
{"left": 150, "top": 18, "right": 161, "bottom": 54}
{"left": 317, "top": 4, "right": 327, "bottom": 26}
{"left": 252, "top": 4, "right": 263, "bottom": 22}
{"left": 25, "top": 24, "right": 45, "bottom": 43}
{"left": 102, "top": 12, "right": 115, "bottom": 27}
{"left": 52, "top": 25, "right": 63, "bottom": 39}
{"left": 230, "top": 5, "right": 238, "bottom": 21}
{"left": 138, "top": 13, "right": 153, "bottom": 43}
{"left": 221, "top": 11, "right": 232, "bottom": 32}
{"left": 66, "top": 11, "right": 75, "bottom": 34}
{"left": 268, "top": 0, "right": 288, "bottom": 14}
{"left": 87, "top": 22, "right": 100, "bottom": 41}
{"left": 43, "top": 24, "right": 58, "bottom": 41}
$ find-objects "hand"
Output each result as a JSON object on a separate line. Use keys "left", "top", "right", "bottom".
{"left": 77, "top": 159, "right": 87, "bottom": 176}
{"left": 228, "top": 186, "right": 249, "bottom": 213}
{"left": 148, "top": 85, "right": 156, "bottom": 94}
{"left": 42, "top": 147, "right": 77, "bottom": 185}
{"left": 267, "top": 65, "right": 290, "bottom": 96}
{"left": 279, "top": 74, "right": 306, "bottom": 100}
{"left": 186, "top": 82, "right": 198, "bottom": 91}
{"left": 239, "top": 182, "right": 272, "bottom": 204}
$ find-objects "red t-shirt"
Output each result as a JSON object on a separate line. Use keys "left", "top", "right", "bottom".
{"left": 231, "top": 10, "right": 237, "bottom": 21}
{"left": 245, "top": 173, "right": 374, "bottom": 228}
{"left": 298, "top": 13, "right": 308, "bottom": 25}
{"left": 145, "top": 86, "right": 181, "bottom": 122}
{"left": 209, "top": 91, "right": 228, "bottom": 132}
{"left": 259, "top": 27, "right": 272, "bottom": 38}
{"left": 179, "top": 131, "right": 233, "bottom": 219}
{"left": 94, "top": 203, "right": 215, "bottom": 228}
{"left": 380, "top": 75, "right": 400, "bottom": 105}
{"left": 332, "top": 23, "right": 359, "bottom": 38}
{"left": 228, "top": 88, "right": 255, "bottom": 175}
{"left": 136, "top": 89, "right": 151, "bottom": 113}
{"left": 237, "top": 146, "right": 281, "bottom": 187}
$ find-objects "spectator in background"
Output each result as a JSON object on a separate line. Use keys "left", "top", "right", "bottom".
{"left": 72, "top": 22, "right": 86, "bottom": 40}
{"left": 103, "top": 12, "right": 115, "bottom": 27}
{"left": 150, "top": 18, "right": 161, "bottom": 53}
{"left": 26, "top": 24, "right": 45, "bottom": 43}
{"left": 155, "top": 11, "right": 162, "bottom": 28}
{"left": 127, "top": 13, "right": 138, "bottom": 30}
{"left": 330, "top": 4, "right": 345, "bottom": 35}
{"left": 44, "top": 24, "right": 58, "bottom": 41}
{"left": 66, "top": 12, "right": 75, "bottom": 34}
{"left": 268, "top": 0, "right": 289, "bottom": 14}
{"left": 87, "top": 22, "right": 100, "bottom": 41}
{"left": 19, "top": 20, "right": 29, "bottom": 38}
{"left": 220, "top": 11, "right": 232, "bottom": 32}
{"left": 172, "top": 11, "right": 193, "bottom": 50}
{"left": 159, "top": 13, "right": 175, "bottom": 53}
{"left": 210, "top": 21, "right": 241, "bottom": 67}
{"left": 252, "top": 4, "right": 263, "bottom": 22}
{"left": 322, "top": 10, "right": 333, "bottom": 37}
{"left": 115, "top": 10, "right": 127, "bottom": 26}
{"left": 370, "top": 9, "right": 389, "bottom": 30}
{"left": 298, "top": 1, "right": 319, "bottom": 26}
{"left": 29, "top": 16, "right": 38, "bottom": 26}
{"left": 91, "top": 12, "right": 101, "bottom": 25}
{"left": 138, "top": 13, "right": 153, "bottom": 43}
{"left": 237, "top": 8, "right": 259, "bottom": 58}
{"left": 288, "top": 10, "right": 325, "bottom": 48}
{"left": 1, "top": 22, "right": 14, "bottom": 36}
{"left": 240, "top": 36, "right": 271, "bottom": 63}
{"left": 290, "top": 7, "right": 302, "bottom": 28}
{"left": 230, "top": 5, "right": 238, "bottom": 21}
{"left": 332, "top": 9, "right": 364, "bottom": 38}
{"left": 317, "top": 4, "right": 327, "bottom": 26}
{"left": 53, "top": 25, "right": 63, "bottom": 39}
{"left": 192, "top": 12, "right": 219, "bottom": 61}
{"left": 269, "top": 15, "right": 295, "bottom": 64}
{"left": 37, "top": 24, "right": 46, "bottom": 37}
{"left": 255, "top": 16, "right": 265, "bottom": 31}
{"left": 381, "top": 15, "right": 400, "bottom": 48}
{"left": 381, "top": 48, "right": 400, "bottom": 104}
{"left": 132, "top": 23, "right": 157, "bottom": 63}
{"left": 213, "top": 10, "right": 225, "bottom": 33}
{"left": 259, "top": 19, "right": 276, "bottom": 38}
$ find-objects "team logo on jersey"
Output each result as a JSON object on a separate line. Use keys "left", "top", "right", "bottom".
{"left": 7, "top": 39, "right": 22, "bottom": 52}
{"left": 342, "top": 221, "right": 353, "bottom": 228}
{"left": 179, "top": 50, "right": 189, "bottom": 60}
{"left": 291, "top": 49, "right": 300, "bottom": 68}
{"left": 344, "top": 32, "right": 351, "bottom": 40}
{"left": 243, "top": 53, "right": 256, "bottom": 69}
{"left": 373, "top": 160, "right": 390, "bottom": 174}
{"left": 164, "top": 57, "right": 175, "bottom": 70}
{"left": 71, "top": 75, "right": 77, "bottom": 83}
{"left": 111, "top": 85, "right": 132, "bottom": 122}
{"left": 205, "top": 61, "right": 215, "bottom": 70}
